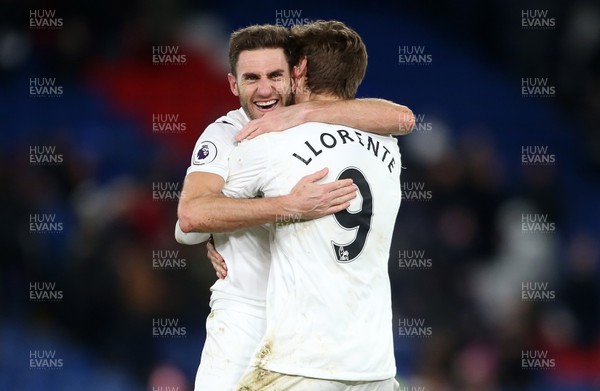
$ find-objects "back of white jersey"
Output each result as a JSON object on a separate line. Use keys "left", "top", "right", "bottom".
{"left": 187, "top": 108, "right": 270, "bottom": 316}
{"left": 225, "top": 122, "right": 401, "bottom": 380}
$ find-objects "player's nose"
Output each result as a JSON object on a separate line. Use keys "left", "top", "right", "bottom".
{"left": 256, "top": 78, "right": 274, "bottom": 97}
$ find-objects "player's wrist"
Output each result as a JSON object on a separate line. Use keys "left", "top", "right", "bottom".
{"left": 277, "top": 194, "right": 307, "bottom": 220}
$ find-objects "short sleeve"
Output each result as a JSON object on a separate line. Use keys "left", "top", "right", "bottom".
{"left": 186, "top": 122, "right": 237, "bottom": 180}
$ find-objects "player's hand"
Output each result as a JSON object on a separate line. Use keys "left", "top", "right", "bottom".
{"left": 235, "top": 105, "right": 305, "bottom": 141}
{"left": 207, "top": 236, "right": 228, "bottom": 279}
{"left": 287, "top": 167, "right": 357, "bottom": 220}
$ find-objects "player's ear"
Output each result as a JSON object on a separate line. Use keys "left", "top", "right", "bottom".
{"left": 227, "top": 73, "right": 239, "bottom": 96}
{"left": 294, "top": 56, "right": 307, "bottom": 78}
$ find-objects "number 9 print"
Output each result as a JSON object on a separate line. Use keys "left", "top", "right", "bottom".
{"left": 331, "top": 167, "right": 373, "bottom": 263}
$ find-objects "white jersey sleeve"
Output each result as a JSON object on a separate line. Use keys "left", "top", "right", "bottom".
{"left": 224, "top": 122, "right": 402, "bottom": 381}
{"left": 174, "top": 220, "right": 210, "bottom": 244}
{"left": 186, "top": 108, "right": 249, "bottom": 180}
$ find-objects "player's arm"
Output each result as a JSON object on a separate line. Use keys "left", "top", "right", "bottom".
{"left": 236, "top": 98, "right": 414, "bottom": 141}
{"left": 304, "top": 98, "right": 415, "bottom": 135}
{"left": 177, "top": 168, "right": 356, "bottom": 234}
{"left": 175, "top": 219, "right": 210, "bottom": 245}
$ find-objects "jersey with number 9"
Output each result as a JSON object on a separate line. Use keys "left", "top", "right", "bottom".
{"left": 223, "top": 122, "right": 402, "bottom": 381}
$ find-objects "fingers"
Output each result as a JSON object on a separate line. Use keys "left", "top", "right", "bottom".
{"left": 291, "top": 168, "right": 331, "bottom": 194}
{"left": 236, "top": 120, "right": 267, "bottom": 141}
{"left": 245, "top": 127, "right": 264, "bottom": 140}
{"left": 302, "top": 167, "right": 329, "bottom": 184}
{"left": 328, "top": 183, "right": 358, "bottom": 201}
{"left": 324, "top": 184, "right": 357, "bottom": 214}
{"left": 327, "top": 201, "right": 352, "bottom": 215}
{"left": 236, "top": 125, "right": 254, "bottom": 142}
{"left": 214, "top": 259, "right": 227, "bottom": 279}
{"left": 207, "top": 240, "right": 226, "bottom": 267}
{"left": 212, "top": 258, "right": 228, "bottom": 279}
{"left": 207, "top": 239, "right": 215, "bottom": 252}
{"left": 236, "top": 119, "right": 261, "bottom": 142}
{"left": 207, "top": 240, "right": 228, "bottom": 279}
{"left": 319, "top": 178, "right": 354, "bottom": 193}
{"left": 314, "top": 180, "right": 357, "bottom": 217}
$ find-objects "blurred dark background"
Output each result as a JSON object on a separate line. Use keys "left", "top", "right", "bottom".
{"left": 1, "top": 0, "right": 599, "bottom": 390}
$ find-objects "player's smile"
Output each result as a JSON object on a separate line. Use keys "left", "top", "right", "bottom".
{"left": 254, "top": 98, "right": 279, "bottom": 112}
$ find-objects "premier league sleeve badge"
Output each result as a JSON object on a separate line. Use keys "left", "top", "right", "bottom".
{"left": 193, "top": 141, "right": 218, "bottom": 165}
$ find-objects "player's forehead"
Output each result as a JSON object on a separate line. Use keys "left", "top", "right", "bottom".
{"left": 236, "top": 48, "right": 290, "bottom": 77}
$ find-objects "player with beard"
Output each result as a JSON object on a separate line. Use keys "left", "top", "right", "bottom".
{"left": 177, "top": 23, "right": 412, "bottom": 391}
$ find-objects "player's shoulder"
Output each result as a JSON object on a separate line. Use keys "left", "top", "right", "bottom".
{"left": 214, "top": 107, "right": 249, "bottom": 130}
{"left": 201, "top": 121, "right": 235, "bottom": 139}
{"left": 200, "top": 108, "right": 248, "bottom": 136}
{"left": 190, "top": 112, "right": 246, "bottom": 167}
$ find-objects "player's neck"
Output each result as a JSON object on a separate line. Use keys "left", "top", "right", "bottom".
{"left": 308, "top": 93, "right": 340, "bottom": 102}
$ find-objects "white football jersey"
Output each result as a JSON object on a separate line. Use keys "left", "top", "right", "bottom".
{"left": 224, "top": 122, "right": 402, "bottom": 380}
{"left": 186, "top": 108, "right": 270, "bottom": 316}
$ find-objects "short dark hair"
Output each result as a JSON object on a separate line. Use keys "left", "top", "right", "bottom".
{"left": 291, "top": 20, "right": 367, "bottom": 99}
{"left": 228, "top": 24, "right": 297, "bottom": 76}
